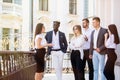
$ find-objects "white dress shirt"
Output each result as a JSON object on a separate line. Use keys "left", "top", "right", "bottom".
{"left": 105, "top": 34, "right": 117, "bottom": 49}
{"left": 82, "top": 27, "right": 93, "bottom": 49}
{"left": 69, "top": 35, "right": 85, "bottom": 59}
{"left": 35, "top": 33, "right": 47, "bottom": 48}
{"left": 52, "top": 31, "right": 60, "bottom": 49}
{"left": 93, "top": 27, "right": 101, "bottom": 48}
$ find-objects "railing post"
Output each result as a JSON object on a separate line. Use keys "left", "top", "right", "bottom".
{"left": 0, "top": 61, "right": 2, "bottom": 77}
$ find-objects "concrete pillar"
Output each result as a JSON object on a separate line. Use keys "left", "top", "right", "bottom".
{"left": 21, "top": 0, "right": 31, "bottom": 51}
{"left": 104, "top": 0, "right": 112, "bottom": 27}
{"left": 111, "top": 0, "right": 120, "bottom": 33}
{"left": 0, "top": 1, "right": 2, "bottom": 13}
{"left": 78, "top": 0, "right": 84, "bottom": 20}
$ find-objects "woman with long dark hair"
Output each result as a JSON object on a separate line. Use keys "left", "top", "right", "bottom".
{"left": 69, "top": 25, "right": 85, "bottom": 80}
{"left": 104, "top": 24, "right": 119, "bottom": 80}
{"left": 34, "top": 23, "right": 53, "bottom": 80}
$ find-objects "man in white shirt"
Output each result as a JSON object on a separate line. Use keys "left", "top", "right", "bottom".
{"left": 89, "top": 17, "right": 107, "bottom": 80}
{"left": 45, "top": 21, "right": 68, "bottom": 80}
{"left": 82, "top": 18, "right": 93, "bottom": 80}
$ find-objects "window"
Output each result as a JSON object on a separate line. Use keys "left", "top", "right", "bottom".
{"left": 3, "top": 0, "right": 22, "bottom": 5}
{"left": 39, "top": 0, "right": 48, "bottom": 11}
{"left": 14, "top": 0, "right": 22, "bottom": 5}
{"left": 2, "top": 28, "right": 10, "bottom": 37}
{"left": 2, "top": 28, "right": 10, "bottom": 50}
{"left": 3, "top": 0, "right": 12, "bottom": 3}
{"left": 69, "top": 0, "right": 77, "bottom": 15}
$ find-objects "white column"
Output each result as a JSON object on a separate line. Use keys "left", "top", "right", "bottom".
{"left": 33, "top": 0, "right": 39, "bottom": 39}
{"left": 0, "top": 28, "right": 2, "bottom": 50}
{"left": 104, "top": 0, "right": 111, "bottom": 27}
{"left": 88, "top": 0, "right": 94, "bottom": 17}
{"left": 111, "top": 0, "right": 114, "bottom": 24}
{"left": 0, "top": 2, "right": 2, "bottom": 13}
{"left": 78, "top": 0, "right": 84, "bottom": 20}
{"left": 49, "top": 0, "right": 57, "bottom": 21}
{"left": 111, "top": 0, "right": 120, "bottom": 33}
{"left": 9, "top": 29, "right": 14, "bottom": 50}
{"left": 21, "top": 0, "right": 31, "bottom": 51}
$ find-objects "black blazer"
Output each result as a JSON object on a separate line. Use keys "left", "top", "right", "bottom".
{"left": 89, "top": 27, "right": 107, "bottom": 55}
{"left": 45, "top": 31, "right": 68, "bottom": 55}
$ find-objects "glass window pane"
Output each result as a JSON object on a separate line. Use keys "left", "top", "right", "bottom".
{"left": 39, "top": 0, "right": 48, "bottom": 11}
{"left": 43, "top": 0, "right": 48, "bottom": 11}
{"left": 2, "top": 28, "right": 10, "bottom": 36}
{"left": 2, "top": 28, "right": 10, "bottom": 50}
{"left": 14, "top": 0, "right": 22, "bottom": 5}
{"left": 69, "top": 0, "right": 77, "bottom": 14}
{"left": 39, "top": 0, "right": 43, "bottom": 10}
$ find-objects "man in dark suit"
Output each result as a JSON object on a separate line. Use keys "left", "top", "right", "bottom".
{"left": 45, "top": 21, "right": 68, "bottom": 80}
{"left": 89, "top": 17, "right": 107, "bottom": 80}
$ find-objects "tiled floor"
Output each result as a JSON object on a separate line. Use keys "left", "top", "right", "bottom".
{"left": 43, "top": 73, "right": 89, "bottom": 80}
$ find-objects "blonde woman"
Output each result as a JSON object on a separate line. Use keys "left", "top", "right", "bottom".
{"left": 69, "top": 25, "right": 85, "bottom": 80}
{"left": 34, "top": 23, "right": 53, "bottom": 80}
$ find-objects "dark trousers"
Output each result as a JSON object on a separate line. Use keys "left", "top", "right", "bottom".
{"left": 83, "top": 49, "right": 93, "bottom": 80}
{"left": 104, "top": 49, "right": 117, "bottom": 80}
{"left": 71, "top": 50, "right": 84, "bottom": 80}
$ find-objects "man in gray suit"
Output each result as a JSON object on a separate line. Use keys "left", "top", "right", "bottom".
{"left": 45, "top": 21, "right": 68, "bottom": 80}
{"left": 89, "top": 17, "right": 107, "bottom": 80}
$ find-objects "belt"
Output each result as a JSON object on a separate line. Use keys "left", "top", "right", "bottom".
{"left": 93, "top": 48, "right": 97, "bottom": 50}
{"left": 83, "top": 49, "right": 89, "bottom": 51}
{"left": 51, "top": 49, "right": 61, "bottom": 51}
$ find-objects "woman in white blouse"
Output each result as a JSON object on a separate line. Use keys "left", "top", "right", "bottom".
{"left": 104, "top": 24, "right": 119, "bottom": 80}
{"left": 69, "top": 25, "right": 85, "bottom": 80}
{"left": 34, "top": 23, "right": 53, "bottom": 80}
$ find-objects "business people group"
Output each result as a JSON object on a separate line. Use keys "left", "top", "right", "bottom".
{"left": 34, "top": 17, "right": 119, "bottom": 80}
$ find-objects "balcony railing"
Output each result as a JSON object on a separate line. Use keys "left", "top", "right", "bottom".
{"left": 0, "top": 50, "right": 73, "bottom": 80}
{"left": 0, "top": 51, "right": 36, "bottom": 80}
{"left": 0, "top": 2, "right": 22, "bottom": 16}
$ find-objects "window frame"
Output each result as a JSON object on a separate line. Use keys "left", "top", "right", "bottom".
{"left": 69, "top": 0, "right": 77, "bottom": 15}
{"left": 39, "top": 0, "right": 48, "bottom": 11}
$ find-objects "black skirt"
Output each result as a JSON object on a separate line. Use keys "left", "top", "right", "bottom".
{"left": 34, "top": 48, "right": 46, "bottom": 73}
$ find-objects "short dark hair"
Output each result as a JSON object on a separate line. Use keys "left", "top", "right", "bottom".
{"left": 93, "top": 17, "right": 100, "bottom": 22}
{"left": 53, "top": 21, "right": 60, "bottom": 25}
{"left": 82, "top": 18, "right": 89, "bottom": 23}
